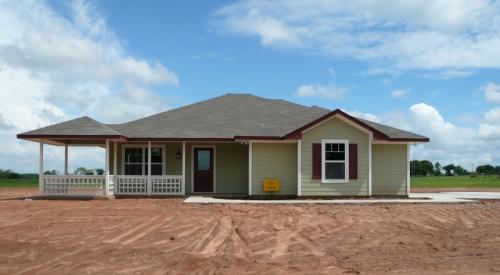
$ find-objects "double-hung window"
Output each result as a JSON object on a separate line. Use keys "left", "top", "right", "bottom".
{"left": 321, "top": 139, "right": 349, "bottom": 183}
{"left": 123, "top": 146, "right": 165, "bottom": 176}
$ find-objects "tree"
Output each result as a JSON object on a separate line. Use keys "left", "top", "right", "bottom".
{"left": 74, "top": 167, "right": 89, "bottom": 175}
{"left": 494, "top": 166, "right": 500, "bottom": 175}
{"left": 43, "top": 169, "right": 58, "bottom": 175}
{"left": 0, "top": 169, "right": 19, "bottom": 179}
{"left": 433, "top": 162, "right": 442, "bottom": 176}
{"left": 410, "top": 160, "right": 434, "bottom": 176}
{"left": 443, "top": 164, "right": 456, "bottom": 176}
{"left": 476, "top": 165, "right": 495, "bottom": 175}
{"left": 454, "top": 165, "right": 468, "bottom": 176}
{"left": 94, "top": 168, "right": 105, "bottom": 175}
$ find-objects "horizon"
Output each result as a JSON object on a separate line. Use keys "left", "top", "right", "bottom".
{"left": 1, "top": 0, "right": 500, "bottom": 172}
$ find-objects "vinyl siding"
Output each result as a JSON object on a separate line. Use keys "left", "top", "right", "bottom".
{"left": 185, "top": 143, "right": 248, "bottom": 194}
{"left": 372, "top": 144, "right": 408, "bottom": 196}
{"left": 252, "top": 143, "right": 297, "bottom": 196}
{"left": 301, "top": 117, "right": 369, "bottom": 196}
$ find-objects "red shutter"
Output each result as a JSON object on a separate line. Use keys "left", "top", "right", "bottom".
{"left": 349, "top": 144, "right": 358, "bottom": 180}
{"left": 312, "top": 143, "right": 321, "bottom": 179}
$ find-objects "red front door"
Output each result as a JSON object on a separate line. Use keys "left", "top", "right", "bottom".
{"left": 193, "top": 148, "right": 214, "bottom": 193}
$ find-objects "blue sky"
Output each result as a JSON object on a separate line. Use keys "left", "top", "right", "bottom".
{"left": 1, "top": 0, "right": 500, "bottom": 172}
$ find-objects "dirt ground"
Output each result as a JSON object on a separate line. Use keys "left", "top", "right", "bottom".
{"left": 1, "top": 188, "right": 500, "bottom": 274}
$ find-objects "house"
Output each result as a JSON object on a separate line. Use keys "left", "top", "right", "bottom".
{"left": 17, "top": 94, "right": 429, "bottom": 198}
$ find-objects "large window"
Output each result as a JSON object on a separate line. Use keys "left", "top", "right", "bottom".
{"left": 322, "top": 139, "right": 349, "bottom": 183}
{"left": 123, "top": 146, "right": 164, "bottom": 175}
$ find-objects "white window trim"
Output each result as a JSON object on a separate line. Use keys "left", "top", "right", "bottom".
{"left": 321, "top": 139, "right": 349, "bottom": 183}
{"left": 121, "top": 144, "right": 166, "bottom": 176}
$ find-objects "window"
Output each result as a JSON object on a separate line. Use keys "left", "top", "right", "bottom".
{"left": 123, "top": 146, "right": 165, "bottom": 175}
{"left": 322, "top": 139, "right": 349, "bottom": 183}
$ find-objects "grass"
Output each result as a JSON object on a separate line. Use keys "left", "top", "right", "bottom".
{"left": 411, "top": 175, "right": 500, "bottom": 189}
{"left": 0, "top": 178, "right": 38, "bottom": 188}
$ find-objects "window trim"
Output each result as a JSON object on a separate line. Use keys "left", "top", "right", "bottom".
{"left": 121, "top": 144, "right": 166, "bottom": 175}
{"left": 321, "top": 139, "right": 349, "bottom": 183}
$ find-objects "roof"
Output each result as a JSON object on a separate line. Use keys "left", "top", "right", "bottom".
{"left": 18, "top": 94, "right": 429, "bottom": 142}
{"left": 17, "top": 116, "right": 126, "bottom": 140}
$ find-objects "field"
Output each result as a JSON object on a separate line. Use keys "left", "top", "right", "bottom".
{"left": 0, "top": 178, "right": 38, "bottom": 188}
{"left": 411, "top": 175, "right": 500, "bottom": 189}
{"left": 1, "top": 187, "right": 500, "bottom": 274}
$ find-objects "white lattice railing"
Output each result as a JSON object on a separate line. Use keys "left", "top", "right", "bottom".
{"left": 42, "top": 175, "right": 106, "bottom": 196}
{"left": 151, "top": 175, "right": 182, "bottom": 195}
{"left": 114, "top": 175, "right": 183, "bottom": 196}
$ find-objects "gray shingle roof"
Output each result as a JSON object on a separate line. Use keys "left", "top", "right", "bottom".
{"left": 18, "top": 116, "right": 124, "bottom": 138}
{"left": 18, "top": 94, "right": 429, "bottom": 142}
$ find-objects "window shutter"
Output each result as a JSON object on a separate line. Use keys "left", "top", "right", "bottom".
{"left": 312, "top": 143, "right": 321, "bottom": 179}
{"left": 349, "top": 144, "right": 358, "bottom": 180}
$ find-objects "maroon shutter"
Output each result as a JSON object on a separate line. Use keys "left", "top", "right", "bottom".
{"left": 349, "top": 144, "right": 358, "bottom": 180}
{"left": 312, "top": 143, "right": 321, "bottom": 179}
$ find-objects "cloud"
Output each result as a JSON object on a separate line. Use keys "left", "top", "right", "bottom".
{"left": 346, "top": 111, "right": 382, "bottom": 123}
{"left": 214, "top": 0, "right": 500, "bottom": 75}
{"left": 391, "top": 89, "right": 408, "bottom": 99}
{"left": 0, "top": 0, "right": 179, "bottom": 172}
{"left": 483, "top": 82, "right": 500, "bottom": 104}
{"left": 373, "top": 103, "right": 500, "bottom": 168}
{"left": 295, "top": 84, "right": 346, "bottom": 100}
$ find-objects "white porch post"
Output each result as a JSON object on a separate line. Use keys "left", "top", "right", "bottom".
{"left": 297, "top": 140, "right": 301, "bottom": 197}
{"left": 147, "top": 141, "right": 152, "bottom": 196}
{"left": 407, "top": 144, "right": 410, "bottom": 196}
{"left": 113, "top": 141, "right": 117, "bottom": 176}
{"left": 368, "top": 133, "right": 373, "bottom": 196}
{"left": 39, "top": 142, "right": 44, "bottom": 195}
{"left": 182, "top": 142, "right": 186, "bottom": 195}
{"left": 64, "top": 144, "right": 68, "bottom": 175}
{"left": 105, "top": 139, "right": 110, "bottom": 196}
{"left": 248, "top": 141, "right": 253, "bottom": 196}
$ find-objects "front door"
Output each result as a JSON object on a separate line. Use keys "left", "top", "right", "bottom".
{"left": 193, "top": 148, "right": 214, "bottom": 192}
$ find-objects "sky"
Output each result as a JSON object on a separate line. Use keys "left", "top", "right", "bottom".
{"left": 1, "top": 0, "right": 500, "bottom": 173}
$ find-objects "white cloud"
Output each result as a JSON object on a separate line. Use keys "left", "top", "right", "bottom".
{"left": 295, "top": 84, "right": 346, "bottom": 100}
{"left": 483, "top": 82, "right": 500, "bottom": 103}
{"left": 214, "top": 0, "right": 500, "bottom": 75}
{"left": 0, "top": 0, "right": 179, "bottom": 172}
{"left": 346, "top": 111, "right": 381, "bottom": 123}
{"left": 328, "top": 67, "right": 335, "bottom": 76}
{"left": 391, "top": 89, "right": 408, "bottom": 99}
{"left": 374, "top": 103, "right": 500, "bottom": 168}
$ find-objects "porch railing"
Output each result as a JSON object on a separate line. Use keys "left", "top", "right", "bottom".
{"left": 114, "top": 175, "right": 183, "bottom": 196}
{"left": 42, "top": 175, "right": 106, "bottom": 196}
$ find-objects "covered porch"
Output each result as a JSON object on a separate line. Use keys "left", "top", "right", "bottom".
{"left": 36, "top": 139, "right": 186, "bottom": 197}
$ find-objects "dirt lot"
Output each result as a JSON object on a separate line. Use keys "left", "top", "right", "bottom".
{"left": 1, "top": 188, "right": 500, "bottom": 274}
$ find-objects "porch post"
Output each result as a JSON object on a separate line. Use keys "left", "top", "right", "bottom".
{"left": 248, "top": 141, "right": 252, "bottom": 196}
{"left": 113, "top": 141, "right": 117, "bottom": 176}
{"left": 39, "top": 142, "right": 44, "bottom": 195}
{"left": 147, "top": 141, "right": 152, "bottom": 196}
{"left": 297, "top": 140, "right": 301, "bottom": 197}
{"left": 105, "top": 139, "right": 110, "bottom": 196}
{"left": 64, "top": 144, "right": 68, "bottom": 175}
{"left": 182, "top": 142, "right": 186, "bottom": 195}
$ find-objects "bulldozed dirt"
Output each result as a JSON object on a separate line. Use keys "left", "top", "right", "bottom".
{"left": 1, "top": 187, "right": 500, "bottom": 274}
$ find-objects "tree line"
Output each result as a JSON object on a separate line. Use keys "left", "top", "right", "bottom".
{"left": 410, "top": 160, "right": 500, "bottom": 177}
{"left": 0, "top": 168, "right": 105, "bottom": 179}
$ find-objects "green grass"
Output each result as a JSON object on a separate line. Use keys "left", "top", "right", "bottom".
{"left": 411, "top": 175, "right": 500, "bottom": 189}
{"left": 0, "top": 178, "right": 38, "bottom": 188}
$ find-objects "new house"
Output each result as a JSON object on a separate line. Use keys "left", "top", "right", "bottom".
{"left": 17, "top": 94, "right": 429, "bottom": 198}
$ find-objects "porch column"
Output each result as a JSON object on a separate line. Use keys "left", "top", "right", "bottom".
{"left": 248, "top": 141, "right": 252, "bottom": 196}
{"left": 64, "top": 144, "right": 68, "bottom": 175}
{"left": 147, "top": 141, "right": 152, "bottom": 196}
{"left": 182, "top": 142, "right": 186, "bottom": 195}
{"left": 105, "top": 139, "right": 110, "bottom": 196}
{"left": 406, "top": 144, "right": 410, "bottom": 196}
{"left": 39, "top": 142, "right": 44, "bottom": 195}
{"left": 297, "top": 140, "right": 301, "bottom": 197}
{"left": 113, "top": 141, "right": 117, "bottom": 176}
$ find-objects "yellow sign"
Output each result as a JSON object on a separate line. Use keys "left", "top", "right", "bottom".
{"left": 263, "top": 178, "right": 280, "bottom": 192}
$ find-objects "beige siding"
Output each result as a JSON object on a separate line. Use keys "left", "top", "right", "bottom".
{"left": 185, "top": 143, "right": 248, "bottom": 194}
{"left": 372, "top": 144, "right": 408, "bottom": 196}
{"left": 252, "top": 143, "right": 297, "bottom": 196}
{"left": 301, "top": 117, "right": 369, "bottom": 196}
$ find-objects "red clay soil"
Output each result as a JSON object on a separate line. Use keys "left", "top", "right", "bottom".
{"left": 1, "top": 188, "right": 500, "bottom": 274}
